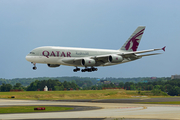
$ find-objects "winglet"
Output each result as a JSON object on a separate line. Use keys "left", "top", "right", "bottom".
{"left": 162, "top": 46, "right": 166, "bottom": 51}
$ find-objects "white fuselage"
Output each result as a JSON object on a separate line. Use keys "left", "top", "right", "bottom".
{"left": 26, "top": 46, "right": 135, "bottom": 67}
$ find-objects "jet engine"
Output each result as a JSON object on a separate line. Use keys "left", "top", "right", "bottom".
{"left": 47, "top": 64, "right": 60, "bottom": 67}
{"left": 81, "top": 59, "right": 96, "bottom": 66}
{"left": 108, "top": 55, "right": 123, "bottom": 63}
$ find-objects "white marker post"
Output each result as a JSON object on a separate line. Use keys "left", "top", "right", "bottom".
{"left": 44, "top": 86, "right": 48, "bottom": 91}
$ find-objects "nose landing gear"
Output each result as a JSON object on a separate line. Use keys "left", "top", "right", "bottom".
{"left": 32, "top": 62, "right": 37, "bottom": 70}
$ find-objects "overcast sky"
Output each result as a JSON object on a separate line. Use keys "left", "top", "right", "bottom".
{"left": 0, "top": 0, "right": 180, "bottom": 79}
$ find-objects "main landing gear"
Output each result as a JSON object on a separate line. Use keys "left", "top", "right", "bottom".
{"left": 73, "top": 67, "right": 80, "bottom": 72}
{"left": 73, "top": 67, "right": 98, "bottom": 72}
{"left": 32, "top": 62, "right": 37, "bottom": 70}
{"left": 81, "top": 67, "right": 98, "bottom": 72}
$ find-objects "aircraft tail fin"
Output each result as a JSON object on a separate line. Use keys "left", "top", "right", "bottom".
{"left": 120, "top": 26, "right": 145, "bottom": 52}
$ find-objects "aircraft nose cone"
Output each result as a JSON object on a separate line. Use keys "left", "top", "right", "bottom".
{"left": 25, "top": 55, "right": 31, "bottom": 61}
{"left": 25, "top": 55, "right": 28, "bottom": 61}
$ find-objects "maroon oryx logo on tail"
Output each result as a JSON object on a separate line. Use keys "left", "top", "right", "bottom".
{"left": 125, "top": 28, "right": 145, "bottom": 51}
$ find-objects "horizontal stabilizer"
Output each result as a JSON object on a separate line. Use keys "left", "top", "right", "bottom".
{"left": 137, "top": 53, "right": 161, "bottom": 57}
{"left": 119, "top": 47, "right": 165, "bottom": 56}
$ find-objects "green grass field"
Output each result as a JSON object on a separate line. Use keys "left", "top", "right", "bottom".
{"left": 0, "top": 106, "right": 73, "bottom": 114}
{"left": 0, "top": 89, "right": 172, "bottom": 100}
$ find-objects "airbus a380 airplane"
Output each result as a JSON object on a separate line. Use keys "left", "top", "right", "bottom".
{"left": 26, "top": 26, "right": 165, "bottom": 72}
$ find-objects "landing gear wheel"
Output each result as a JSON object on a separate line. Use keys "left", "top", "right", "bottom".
{"left": 88, "top": 68, "right": 92, "bottom": 72}
{"left": 33, "top": 67, "right": 37, "bottom": 70}
{"left": 81, "top": 69, "right": 85, "bottom": 72}
{"left": 94, "top": 68, "right": 98, "bottom": 71}
{"left": 73, "top": 67, "right": 80, "bottom": 72}
{"left": 91, "top": 67, "right": 98, "bottom": 71}
{"left": 73, "top": 69, "right": 77, "bottom": 72}
{"left": 81, "top": 67, "right": 98, "bottom": 72}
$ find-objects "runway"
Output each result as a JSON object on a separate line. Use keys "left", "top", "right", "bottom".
{"left": 0, "top": 98, "right": 180, "bottom": 120}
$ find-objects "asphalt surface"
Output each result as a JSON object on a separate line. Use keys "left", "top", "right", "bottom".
{"left": 20, "top": 118, "right": 104, "bottom": 120}
{"left": 0, "top": 98, "right": 180, "bottom": 120}
{"left": 11, "top": 118, "right": 178, "bottom": 120}
{"left": 52, "top": 97, "right": 180, "bottom": 103}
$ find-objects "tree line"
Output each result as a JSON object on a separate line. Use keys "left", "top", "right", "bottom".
{"left": 0, "top": 83, "right": 25, "bottom": 92}
{"left": 27, "top": 79, "right": 80, "bottom": 91}
{"left": 89, "top": 79, "right": 180, "bottom": 96}
{"left": 0, "top": 77, "right": 171, "bottom": 87}
{"left": 0, "top": 79, "right": 80, "bottom": 91}
{"left": 0, "top": 78, "right": 180, "bottom": 96}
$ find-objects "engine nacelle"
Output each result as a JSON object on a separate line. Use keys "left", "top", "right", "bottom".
{"left": 47, "top": 64, "right": 60, "bottom": 68}
{"left": 108, "top": 55, "right": 123, "bottom": 63}
{"left": 81, "top": 59, "right": 96, "bottom": 66}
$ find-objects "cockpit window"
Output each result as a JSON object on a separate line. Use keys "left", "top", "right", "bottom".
{"left": 30, "top": 52, "right": 35, "bottom": 54}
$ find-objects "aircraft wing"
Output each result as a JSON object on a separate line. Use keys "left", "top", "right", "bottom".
{"left": 62, "top": 46, "right": 165, "bottom": 66}
{"left": 62, "top": 55, "right": 109, "bottom": 66}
